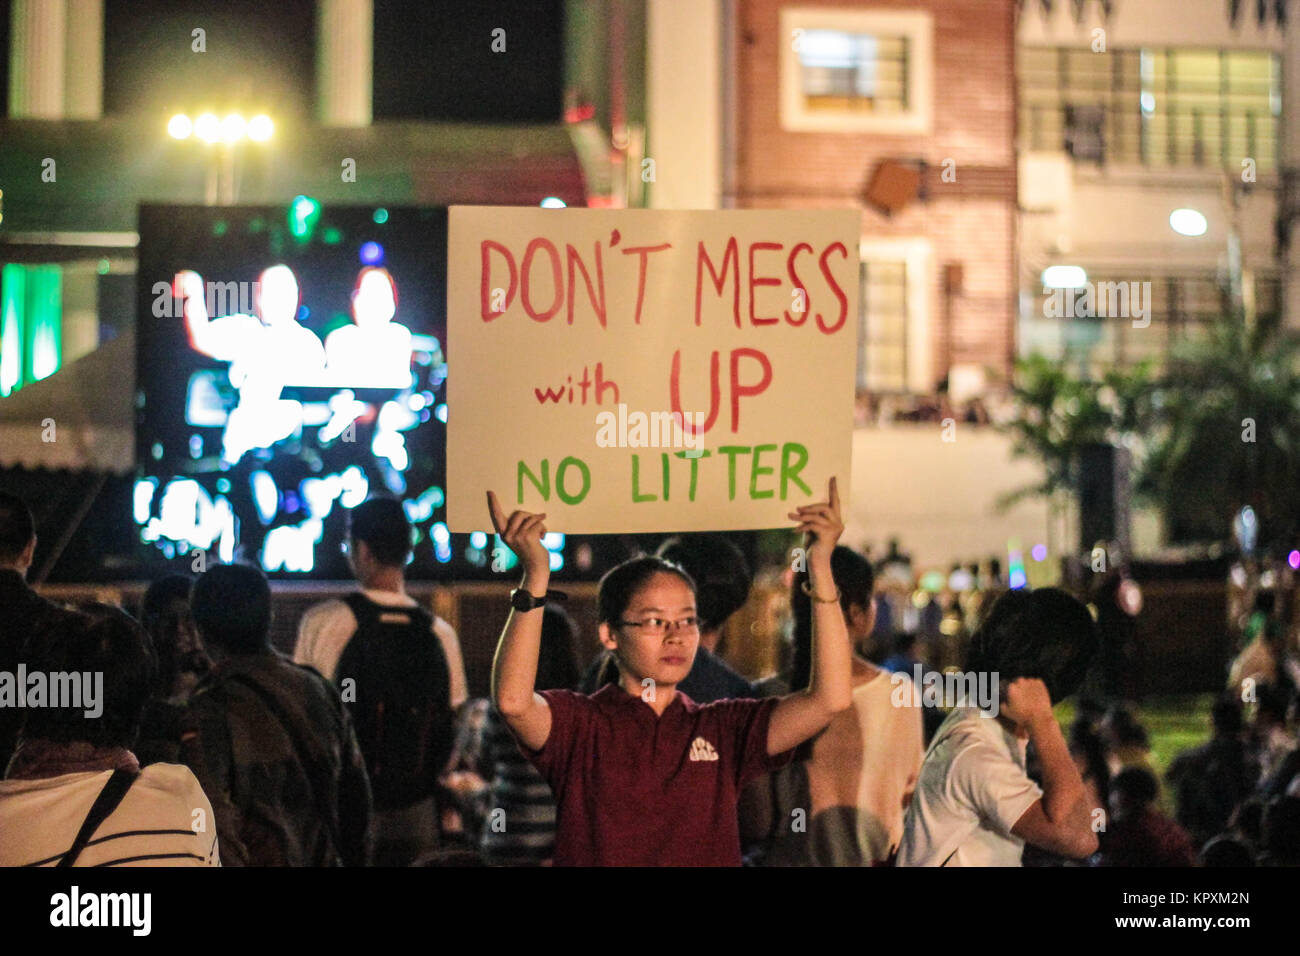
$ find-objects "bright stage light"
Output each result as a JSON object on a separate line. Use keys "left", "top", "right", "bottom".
{"left": 247, "top": 114, "right": 273, "bottom": 142}
{"left": 195, "top": 113, "right": 221, "bottom": 143}
{"left": 222, "top": 113, "right": 247, "bottom": 143}
{"left": 168, "top": 114, "right": 193, "bottom": 139}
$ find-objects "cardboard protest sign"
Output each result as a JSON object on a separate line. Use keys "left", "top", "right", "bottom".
{"left": 446, "top": 206, "right": 858, "bottom": 533}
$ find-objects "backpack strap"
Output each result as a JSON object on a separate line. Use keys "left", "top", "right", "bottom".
{"left": 342, "top": 591, "right": 433, "bottom": 632}
{"left": 58, "top": 768, "right": 138, "bottom": 867}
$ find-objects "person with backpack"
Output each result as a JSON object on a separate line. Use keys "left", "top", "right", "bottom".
{"left": 295, "top": 496, "right": 466, "bottom": 866}
{"left": 182, "top": 564, "right": 371, "bottom": 866}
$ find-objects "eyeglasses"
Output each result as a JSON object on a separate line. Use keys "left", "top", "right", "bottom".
{"left": 615, "top": 617, "right": 702, "bottom": 637}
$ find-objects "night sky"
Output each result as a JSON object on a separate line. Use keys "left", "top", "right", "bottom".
{"left": 4, "top": 0, "right": 571, "bottom": 123}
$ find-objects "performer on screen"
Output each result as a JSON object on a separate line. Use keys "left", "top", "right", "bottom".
{"left": 175, "top": 265, "right": 326, "bottom": 464}
{"left": 485, "top": 478, "right": 853, "bottom": 866}
{"left": 323, "top": 267, "right": 413, "bottom": 389}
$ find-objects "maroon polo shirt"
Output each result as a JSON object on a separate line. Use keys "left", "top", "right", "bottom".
{"left": 524, "top": 684, "right": 793, "bottom": 866}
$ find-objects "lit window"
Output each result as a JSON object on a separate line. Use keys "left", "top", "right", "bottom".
{"left": 781, "top": 9, "right": 933, "bottom": 133}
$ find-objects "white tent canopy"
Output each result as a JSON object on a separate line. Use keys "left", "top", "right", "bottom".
{"left": 0, "top": 326, "right": 134, "bottom": 473}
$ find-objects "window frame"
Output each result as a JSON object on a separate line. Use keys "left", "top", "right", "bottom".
{"left": 779, "top": 7, "right": 934, "bottom": 135}
{"left": 857, "top": 237, "right": 932, "bottom": 393}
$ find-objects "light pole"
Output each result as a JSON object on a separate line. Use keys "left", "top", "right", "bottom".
{"left": 169, "top": 112, "right": 274, "bottom": 205}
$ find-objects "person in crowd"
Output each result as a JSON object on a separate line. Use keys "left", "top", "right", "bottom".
{"left": 183, "top": 563, "right": 371, "bottom": 866}
{"left": 1165, "top": 694, "right": 1257, "bottom": 848}
{"left": 1249, "top": 685, "right": 1296, "bottom": 783}
{"left": 0, "top": 492, "right": 75, "bottom": 773}
{"left": 881, "top": 632, "right": 922, "bottom": 675}
{"left": 486, "top": 479, "right": 852, "bottom": 866}
{"left": 898, "top": 588, "right": 1099, "bottom": 866}
{"left": 1099, "top": 705, "right": 1155, "bottom": 778}
{"left": 135, "top": 575, "right": 211, "bottom": 766}
{"left": 0, "top": 606, "right": 219, "bottom": 866}
{"left": 744, "top": 545, "right": 923, "bottom": 866}
{"left": 296, "top": 496, "right": 465, "bottom": 865}
{"left": 477, "top": 604, "right": 580, "bottom": 865}
{"left": 578, "top": 534, "right": 755, "bottom": 702}
{"left": 1098, "top": 767, "right": 1196, "bottom": 867}
{"left": 1256, "top": 796, "right": 1300, "bottom": 866}
{"left": 1199, "top": 834, "right": 1256, "bottom": 867}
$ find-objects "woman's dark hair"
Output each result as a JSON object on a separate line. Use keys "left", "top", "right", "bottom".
{"left": 536, "top": 605, "right": 581, "bottom": 692}
{"left": 596, "top": 555, "right": 695, "bottom": 626}
{"left": 21, "top": 606, "right": 157, "bottom": 749}
{"left": 655, "top": 534, "right": 751, "bottom": 632}
{"left": 789, "top": 545, "right": 874, "bottom": 692}
{"left": 141, "top": 574, "right": 194, "bottom": 695}
{"left": 191, "top": 563, "right": 271, "bottom": 653}
{"left": 964, "top": 588, "right": 1097, "bottom": 703}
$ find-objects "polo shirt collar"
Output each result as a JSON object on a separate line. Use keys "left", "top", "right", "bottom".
{"left": 591, "top": 682, "right": 697, "bottom": 716}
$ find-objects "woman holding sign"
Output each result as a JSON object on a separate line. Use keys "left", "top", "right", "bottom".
{"left": 486, "top": 478, "right": 852, "bottom": 866}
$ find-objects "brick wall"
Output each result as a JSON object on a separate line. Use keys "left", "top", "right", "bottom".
{"left": 731, "top": 0, "right": 1019, "bottom": 385}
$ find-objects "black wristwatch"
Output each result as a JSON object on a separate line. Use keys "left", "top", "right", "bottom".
{"left": 510, "top": 587, "right": 567, "bottom": 612}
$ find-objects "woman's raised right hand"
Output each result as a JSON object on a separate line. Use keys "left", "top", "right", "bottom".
{"left": 486, "top": 490, "right": 550, "bottom": 580}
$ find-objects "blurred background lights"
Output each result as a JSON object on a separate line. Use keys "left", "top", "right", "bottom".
{"left": 540, "top": 196, "right": 566, "bottom": 208}
{"left": 194, "top": 113, "right": 221, "bottom": 143}
{"left": 1031, "top": 544, "right": 1048, "bottom": 562}
{"left": 247, "top": 114, "right": 273, "bottom": 141}
{"left": 1041, "top": 265, "right": 1087, "bottom": 289}
{"left": 1169, "top": 208, "right": 1208, "bottom": 237}
{"left": 470, "top": 531, "right": 488, "bottom": 549}
{"left": 221, "top": 113, "right": 247, "bottom": 142}
{"left": 372, "top": 208, "right": 389, "bottom": 224}
{"left": 360, "top": 241, "right": 384, "bottom": 265}
{"left": 168, "top": 114, "right": 193, "bottom": 139}
{"left": 1289, "top": 550, "right": 1300, "bottom": 570}
{"left": 435, "top": 403, "right": 447, "bottom": 423}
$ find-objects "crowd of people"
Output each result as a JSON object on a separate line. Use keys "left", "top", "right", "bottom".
{"left": 1, "top": 486, "right": 1298, "bottom": 867}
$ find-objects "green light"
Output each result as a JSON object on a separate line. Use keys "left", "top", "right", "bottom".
{"left": 249, "top": 217, "right": 265, "bottom": 233}
{"left": 212, "top": 220, "right": 228, "bottom": 238}
{"left": 288, "top": 195, "right": 321, "bottom": 241}
{"left": 97, "top": 259, "right": 110, "bottom": 275}
{"left": 27, "top": 265, "right": 61, "bottom": 381}
{"left": 0, "top": 263, "right": 62, "bottom": 395}
{"left": 373, "top": 208, "right": 389, "bottom": 224}
{"left": 322, "top": 226, "right": 342, "bottom": 245}
{"left": 0, "top": 265, "right": 23, "bottom": 396}
{"left": 216, "top": 477, "right": 232, "bottom": 493}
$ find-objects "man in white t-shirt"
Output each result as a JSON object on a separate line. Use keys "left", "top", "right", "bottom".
{"left": 0, "top": 607, "right": 219, "bottom": 867}
{"left": 295, "top": 497, "right": 467, "bottom": 865}
{"left": 899, "top": 588, "right": 1100, "bottom": 867}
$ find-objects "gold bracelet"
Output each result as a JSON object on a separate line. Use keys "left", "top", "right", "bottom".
{"left": 800, "top": 580, "right": 841, "bottom": 604}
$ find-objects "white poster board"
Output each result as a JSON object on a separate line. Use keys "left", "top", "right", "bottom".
{"left": 446, "top": 206, "right": 858, "bottom": 533}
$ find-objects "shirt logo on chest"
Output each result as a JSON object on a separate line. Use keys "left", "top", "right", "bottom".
{"left": 688, "top": 736, "right": 719, "bottom": 762}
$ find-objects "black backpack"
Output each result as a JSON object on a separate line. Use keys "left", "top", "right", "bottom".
{"left": 335, "top": 594, "right": 454, "bottom": 811}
